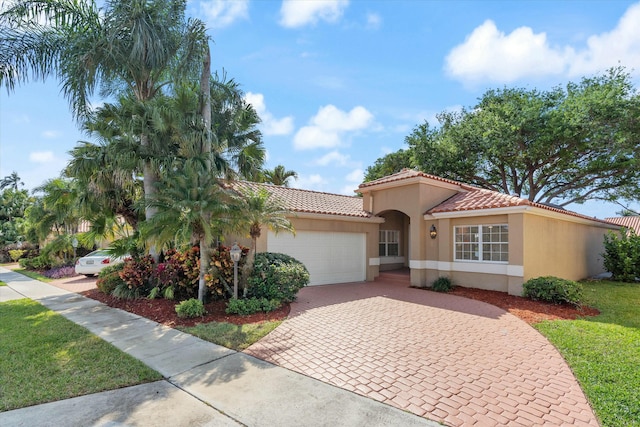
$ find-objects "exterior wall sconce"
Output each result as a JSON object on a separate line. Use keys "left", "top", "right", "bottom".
{"left": 430, "top": 224, "right": 438, "bottom": 239}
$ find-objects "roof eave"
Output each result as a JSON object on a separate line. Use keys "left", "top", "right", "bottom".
{"left": 292, "top": 211, "right": 385, "bottom": 223}
{"left": 426, "top": 205, "right": 619, "bottom": 228}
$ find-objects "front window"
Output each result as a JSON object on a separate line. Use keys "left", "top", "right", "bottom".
{"left": 454, "top": 225, "right": 508, "bottom": 262}
{"left": 379, "top": 230, "right": 399, "bottom": 257}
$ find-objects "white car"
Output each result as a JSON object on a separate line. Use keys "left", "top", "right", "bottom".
{"left": 75, "top": 250, "right": 127, "bottom": 277}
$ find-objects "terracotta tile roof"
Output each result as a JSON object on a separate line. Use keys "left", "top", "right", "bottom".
{"left": 427, "top": 187, "right": 614, "bottom": 225}
{"left": 231, "top": 181, "right": 371, "bottom": 218}
{"left": 428, "top": 188, "right": 527, "bottom": 213}
{"left": 358, "top": 169, "right": 475, "bottom": 190}
{"left": 605, "top": 216, "right": 640, "bottom": 234}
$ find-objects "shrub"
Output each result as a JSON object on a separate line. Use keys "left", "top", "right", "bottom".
{"left": 161, "top": 247, "right": 201, "bottom": 299}
{"left": 8, "top": 249, "right": 25, "bottom": 262}
{"left": 602, "top": 230, "right": 640, "bottom": 282}
{"left": 96, "top": 264, "right": 126, "bottom": 295}
{"left": 431, "top": 276, "right": 453, "bottom": 292}
{"left": 247, "top": 252, "right": 309, "bottom": 302}
{"left": 19, "top": 254, "right": 55, "bottom": 271}
{"left": 42, "top": 265, "right": 76, "bottom": 279}
{"left": 175, "top": 298, "right": 206, "bottom": 318}
{"left": 225, "top": 297, "right": 281, "bottom": 315}
{"left": 114, "top": 255, "right": 154, "bottom": 299}
{"left": 523, "top": 276, "right": 583, "bottom": 307}
{"left": 119, "top": 255, "right": 154, "bottom": 288}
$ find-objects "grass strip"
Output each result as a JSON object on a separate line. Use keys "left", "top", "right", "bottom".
{"left": 12, "top": 268, "right": 52, "bottom": 282}
{"left": 0, "top": 299, "right": 162, "bottom": 411}
{"left": 535, "top": 281, "right": 640, "bottom": 427}
{"left": 178, "top": 320, "right": 282, "bottom": 351}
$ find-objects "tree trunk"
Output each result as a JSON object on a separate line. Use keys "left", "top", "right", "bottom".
{"left": 197, "top": 45, "right": 212, "bottom": 303}
{"left": 198, "top": 238, "right": 209, "bottom": 302}
{"left": 141, "top": 133, "right": 160, "bottom": 260}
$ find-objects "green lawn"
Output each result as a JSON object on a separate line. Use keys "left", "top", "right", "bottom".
{"left": 178, "top": 320, "right": 282, "bottom": 351}
{"left": 0, "top": 299, "right": 162, "bottom": 411}
{"left": 535, "top": 280, "right": 640, "bottom": 427}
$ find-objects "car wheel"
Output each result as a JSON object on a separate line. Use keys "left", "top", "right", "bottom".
{"left": 84, "top": 274, "right": 96, "bottom": 277}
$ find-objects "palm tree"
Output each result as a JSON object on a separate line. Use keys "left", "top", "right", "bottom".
{"left": 0, "top": 0, "right": 209, "bottom": 224}
{"left": 262, "top": 165, "right": 298, "bottom": 187}
{"left": 0, "top": 172, "right": 24, "bottom": 190}
{"left": 207, "top": 74, "right": 266, "bottom": 180}
{"left": 143, "top": 165, "right": 234, "bottom": 302}
{"left": 28, "top": 178, "right": 82, "bottom": 244}
{"left": 236, "top": 185, "right": 295, "bottom": 261}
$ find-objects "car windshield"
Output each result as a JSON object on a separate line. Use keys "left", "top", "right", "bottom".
{"left": 86, "top": 250, "right": 112, "bottom": 257}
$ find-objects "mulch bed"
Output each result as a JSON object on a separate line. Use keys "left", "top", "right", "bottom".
{"left": 448, "top": 286, "right": 600, "bottom": 325}
{"left": 80, "top": 285, "right": 599, "bottom": 328}
{"left": 80, "top": 289, "right": 290, "bottom": 328}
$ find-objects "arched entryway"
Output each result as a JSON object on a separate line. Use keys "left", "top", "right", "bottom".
{"left": 376, "top": 210, "right": 410, "bottom": 272}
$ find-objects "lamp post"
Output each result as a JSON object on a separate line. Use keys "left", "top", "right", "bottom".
{"left": 71, "top": 237, "right": 79, "bottom": 259}
{"left": 230, "top": 243, "right": 242, "bottom": 299}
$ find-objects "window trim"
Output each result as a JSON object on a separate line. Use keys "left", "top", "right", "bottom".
{"left": 453, "top": 224, "right": 508, "bottom": 264}
{"left": 379, "top": 229, "right": 400, "bottom": 257}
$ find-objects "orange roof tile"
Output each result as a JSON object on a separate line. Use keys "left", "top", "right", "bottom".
{"left": 358, "top": 169, "right": 475, "bottom": 190}
{"left": 231, "top": 181, "right": 371, "bottom": 218}
{"left": 427, "top": 187, "right": 614, "bottom": 225}
{"left": 605, "top": 216, "right": 640, "bottom": 234}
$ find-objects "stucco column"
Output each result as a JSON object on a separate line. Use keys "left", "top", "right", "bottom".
{"left": 409, "top": 215, "right": 427, "bottom": 286}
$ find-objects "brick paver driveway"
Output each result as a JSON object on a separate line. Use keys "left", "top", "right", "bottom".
{"left": 245, "top": 276, "right": 599, "bottom": 426}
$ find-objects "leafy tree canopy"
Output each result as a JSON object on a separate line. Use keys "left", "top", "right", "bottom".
{"left": 366, "top": 68, "right": 640, "bottom": 207}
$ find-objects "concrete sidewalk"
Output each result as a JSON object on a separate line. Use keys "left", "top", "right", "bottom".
{"left": 0, "top": 267, "right": 438, "bottom": 427}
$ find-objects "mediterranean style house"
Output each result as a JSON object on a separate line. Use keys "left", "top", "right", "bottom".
{"left": 234, "top": 169, "right": 619, "bottom": 296}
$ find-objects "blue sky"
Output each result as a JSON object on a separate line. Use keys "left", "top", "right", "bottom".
{"left": 1, "top": 0, "right": 639, "bottom": 218}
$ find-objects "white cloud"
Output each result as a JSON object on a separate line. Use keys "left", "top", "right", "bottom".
{"left": 446, "top": 2, "right": 640, "bottom": 84}
{"left": 445, "top": 20, "right": 566, "bottom": 83}
{"left": 339, "top": 168, "right": 364, "bottom": 195}
{"left": 29, "top": 151, "right": 55, "bottom": 163}
{"left": 293, "top": 104, "right": 374, "bottom": 150}
{"left": 199, "top": 0, "right": 248, "bottom": 29}
{"left": 245, "top": 92, "right": 294, "bottom": 136}
{"left": 345, "top": 168, "right": 363, "bottom": 183}
{"left": 569, "top": 2, "right": 640, "bottom": 77}
{"left": 279, "top": 0, "right": 349, "bottom": 28}
{"left": 10, "top": 113, "right": 30, "bottom": 125}
{"left": 315, "top": 150, "right": 349, "bottom": 166}
{"left": 366, "top": 12, "right": 381, "bottom": 30}
{"left": 41, "top": 130, "right": 60, "bottom": 139}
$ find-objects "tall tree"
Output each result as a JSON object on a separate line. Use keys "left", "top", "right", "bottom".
{"left": 405, "top": 68, "right": 640, "bottom": 206}
{"left": 0, "top": 172, "right": 24, "bottom": 191}
{"left": 0, "top": 0, "right": 209, "bottom": 222}
{"left": 29, "top": 178, "right": 81, "bottom": 240}
{"left": 262, "top": 165, "right": 298, "bottom": 187}
{"left": 363, "top": 150, "right": 413, "bottom": 183}
{"left": 0, "top": 188, "right": 31, "bottom": 245}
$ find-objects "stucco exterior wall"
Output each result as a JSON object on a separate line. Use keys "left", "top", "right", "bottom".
{"left": 422, "top": 214, "right": 516, "bottom": 293}
{"left": 366, "top": 181, "right": 458, "bottom": 286}
{"left": 522, "top": 214, "right": 610, "bottom": 281}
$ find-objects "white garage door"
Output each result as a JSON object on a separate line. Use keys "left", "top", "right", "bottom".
{"left": 267, "top": 231, "right": 366, "bottom": 286}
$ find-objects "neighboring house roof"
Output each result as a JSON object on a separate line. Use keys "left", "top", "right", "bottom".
{"left": 605, "top": 216, "right": 640, "bottom": 234}
{"left": 232, "top": 181, "right": 372, "bottom": 219}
